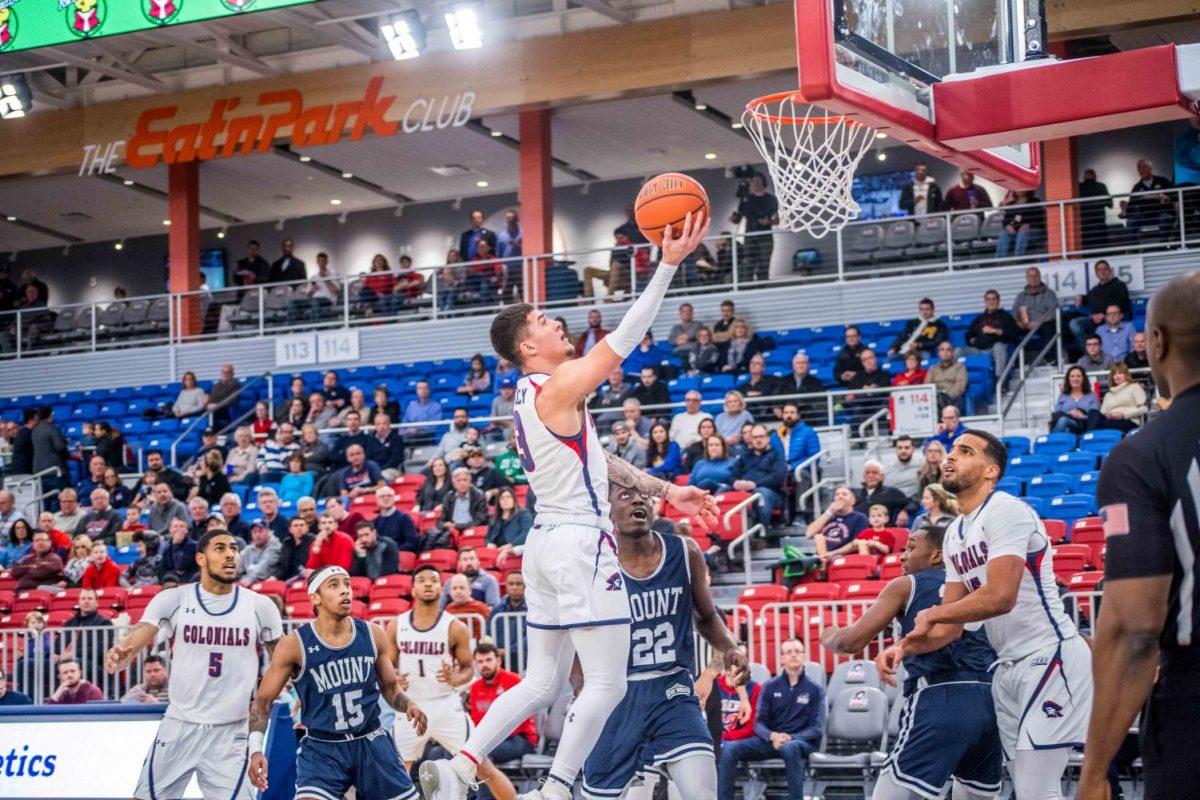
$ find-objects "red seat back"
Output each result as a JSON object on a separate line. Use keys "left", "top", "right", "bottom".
{"left": 1042, "top": 519, "right": 1067, "bottom": 544}
{"left": 826, "top": 554, "right": 879, "bottom": 583}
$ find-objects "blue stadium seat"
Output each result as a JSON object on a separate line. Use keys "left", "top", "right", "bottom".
{"left": 1033, "top": 433, "right": 1075, "bottom": 455}
{"left": 1001, "top": 436, "right": 1031, "bottom": 456}
{"left": 1006, "top": 455, "right": 1049, "bottom": 479}
{"left": 807, "top": 325, "right": 845, "bottom": 343}
{"left": 1023, "top": 496, "right": 1047, "bottom": 517}
{"left": 1047, "top": 494, "right": 1096, "bottom": 528}
{"left": 995, "top": 477, "right": 1024, "bottom": 496}
{"left": 1053, "top": 452, "right": 1099, "bottom": 475}
{"left": 1074, "top": 471, "right": 1100, "bottom": 496}
{"left": 1026, "top": 475, "right": 1071, "bottom": 499}
{"left": 700, "top": 374, "right": 735, "bottom": 393}
{"left": 1078, "top": 429, "right": 1122, "bottom": 454}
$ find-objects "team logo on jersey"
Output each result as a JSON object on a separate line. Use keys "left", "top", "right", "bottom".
{"left": 1029, "top": 656, "right": 1050, "bottom": 667}
{"left": 1042, "top": 701, "right": 1064, "bottom": 718}
{"left": 605, "top": 572, "right": 623, "bottom": 592}
{"left": 665, "top": 683, "right": 691, "bottom": 700}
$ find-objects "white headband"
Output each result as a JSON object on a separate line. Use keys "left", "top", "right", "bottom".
{"left": 308, "top": 566, "right": 349, "bottom": 595}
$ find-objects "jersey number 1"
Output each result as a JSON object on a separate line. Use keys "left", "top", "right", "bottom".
{"left": 331, "top": 689, "right": 365, "bottom": 731}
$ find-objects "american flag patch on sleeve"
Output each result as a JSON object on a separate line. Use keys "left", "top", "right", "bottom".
{"left": 1100, "top": 503, "right": 1130, "bottom": 538}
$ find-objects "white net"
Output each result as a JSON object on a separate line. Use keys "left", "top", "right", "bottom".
{"left": 742, "top": 93, "right": 877, "bottom": 239}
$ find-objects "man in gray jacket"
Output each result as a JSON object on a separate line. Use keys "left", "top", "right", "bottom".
{"left": 146, "top": 483, "right": 188, "bottom": 535}
{"left": 238, "top": 519, "right": 282, "bottom": 582}
{"left": 604, "top": 421, "right": 647, "bottom": 468}
{"left": 1012, "top": 266, "right": 1059, "bottom": 342}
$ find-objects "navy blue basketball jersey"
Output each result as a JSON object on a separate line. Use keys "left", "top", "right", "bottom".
{"left": 625, "top": 532, "right": 696, "bottom": 676}
{"left": 294, "top": 618, "right": 382, "bottom": 738}
{"left": 900, "top": 568, "right": 996, "bottom": 681}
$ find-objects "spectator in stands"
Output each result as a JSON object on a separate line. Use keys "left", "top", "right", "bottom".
{"left": 461, "top": 447, "right": 508, "bottom": 499}
{"left": 58, "top": 589, "right": 115, "bottom": 690}
{"left": 853, "top": 460, "right": 910, "bottom": 525}
{"left": 492, "top": 432, "right": 527, "bottom": 487}
{"left": 121, "top": 655, "right": 169, "bottom": 704}
{"left": 645, "top": 423, "right": 682, "bottom": 480}
{"left": 144, "top": 450, "right": 192, "bottom": 500}
{"left": 235, "top": 518, "right": 279, "bottom": 582}
{"left": 79, "top": 488, "right": 121, "bottom": 544}
{"left": 172, "top": 371, "right": 208, "bottom": 418}
{"left": 414, "top": 457, "right": 452, "bottom": 513}
{"left": 943, "top": 170, "right": 992, "bottom": 211}
{"left": 288, "top": 252, "right": 340, "bottom": 323}
{"left": 669, "top": 303, "right": 703, "bottom": 350}
{"left": 62, "top": 535, "right": 93, "bottom": 586}
{"left": 349, "top": 520, "right": 399, "bottom": 580}
{"left": 846, "top": 349, "right": 891, "bottom": 421}
{"left": 910, "top": 483, "right": 960, "bottom": 531}
{"left": 836, "top": 328, "right": 868, "bottom": 385}
{"left": 730, "top": 173, "right": 779, "bottom": 283}
{"left": 277, "top": 377, "right": 308, "bottom": 420}
{"left": 434, "top": 408, "right": 473, "bottom": 461}
{"left": 806, "top": 485, "right": 868, "bottom": 560}
{"left": 966, "top": 289, "right": 1020, "bottom": 378}
{"left": 681, "top": 417, "right": 718, "bottom": 472}
{"left": 718, "top": 637, "right": 823, "bottom": 800}
{"left": 369, "top": 386, "right": 400, "bottom": 425}
{"left": 158, "top": 518, "right": 198, "bottom": 582}
{"left": 853, "top": 505, "right": 897, "bottom": 555}
{"left": 218, "top": 494, "right": 250, "bottom": 542}
{"left": 584, "top": 229, "right": 641, "bottom": 298}
{"left": 278, "top": 452, "right": 313, "bottom": 505}
{"left": 622, "top": 331, "right": 662, "bottom": 377}
{"left": 606, "top": 421, "right": 648, "bottom": 468}
{"left": 1077, "top": 334, "right": 1115, "bottom": 372}
{"left": 927, "top": 341, "right": 968, "bottom": 408}
{"left": 721, "top": 319, "right": 765, "bottom": 373}
{"left": 120, "top": 529, "right": 161, "bottom": 587}
{"left": 886, "top": 435, "right": 924, "bottom": 499}
{"left": 689, "top": 435, "right": 735, "bottom": 493}
{"left": 888, "top": 298, "right": 950, "bottom": 357}
{"left": 205, "top": 364, "right": 241, "bottom": 428}
{"left": 1051, "top": 366, "right": 1101, "bottom": 434}
{"left": 298, "top": 423, "right": 332, "bottom": 474}
{"left": 621, "top": 398, "right": 652, "bottom": 445}
{"left": 995, "top": 189, "right": 1046, "bottom": 257}
{"left": 488, "top": 486, "right": 532, "bottom": 557}
{"left": 1126, "top": 331, "right": 1149, "bottom": 371}
{"left": 445, "top": 574, "right": 491, "bottom": 637}
{"left": 190, "top": 450, "right": 231, "bottom": 506}
{"left": 490, "top": 574, "right": 528, "bottom": 664}
{"left": 917, "top": 440, "right": 946, "bottom": 494}
{"left": 1099, "top": 362, "right": 1148, "bottom": 432}
{"left": 1096, "top": 304, "right": 1135, "bottom": 362}
{"left": 440, "top": 468, "right": 489, "bottom": 537}
{"left": 926, "top": 405, "right": 966, "bottom": 452}
{"left": 334, "top": 411, "right": 371, "bottom": 465}
{"left": 891, "top": 351, "right": 927, "bottom": 387}
{"left": 235, "top": 240, "right": 270, "bottom": 286}
{"left": 679, "top": 326, "right": 721, "bottom": 375}
{"left": 51, "top": 488, "right": 84, "bottom": 535}
{"left": 0, "top": 665, "right": 32, "bottom": 706}
{"left": 307, "top": 511, "right": 355, "bottom": 572}
{"left": 590, "top": 368, "right": 631, "bottom": 425}
{"left": 769, "top": 402, "right": 821, "bottom": 477}
{"left": 360, "top": 254, "right": 399, "bottom": 316}
{"left": 715, "top": 391, "right": 755, "bottom": 447}
{"left": 248, "top": 402, "right": 276, "bottom": 447}
{"left": 486, "top": 379, "right": 516, "bottom": 439}
{"left": 364, "top": 413, "right": 404, "bottom": 476}
{"left": 441, "top": 546, "right": 500, "bottom": 608}
{"left": 275, "top": 516, "right": 314, "bottom": 580}
{"left": 497, "top": 210, "right": 523, "bottom": 303}
{"left": 669, "top": 391, "right": 712, "bottom": 450}
{"left": 257, "top": 488, "right": 290, "bottom": 540}
{"left": 81, "top": 540, "right": 121, "bottom": 589}
{"left": 46, "top": 657, "right": 104, "bottom": 705}
{"left": 12, "top": 530, "right": 64, "bottom": 590}
{"left": 469, "top": 642, "right": 537, "bottom": 773}
{"left": 1125, "top": 159, "right": 1176, "bottom": 241}
{"left": 738, "top": 353, "right": 779, "bottom": 399}
{"left": 321, "top": 371, "right": 350, "bottom": 410}
{"left": 459, "top": 209, "right": 497, "bottom": 262}
{"left": 628, "top": 366, "right": 670, "bottom": 412}
{"left": 1078, "top": 169, "right": 1113, "bottom": 249}
{"left": 146, "top": 483, "right": 188, "bottom": 535}
{"left": 8, "top": 409, "right": 36, "bottom": 476}
{"left": 573, "top": 310, "right": 609, "bottom": 357}
{"left": 457, "top": 354, "right": 493, "bottom": 398}
{"left": 100, "top": 469, "right": 131, "bottom": 511}
{"left": 32, "top": 406, "right": 69, "bottom": 496}
{"left": 0, "top": 493, "right": 20, "bottom": 557}
{"left": 196, "top": 428, "right": 225, "bottom": 462}
{"left": 305, "top": 392, "right": 337, "bottom": 432}
{"left": 225, "top": 427, "right": 258, "bottom": 485}
{"left": 1012, "top": 266, "right": 1059, "bottom": 341}
{"left": 268, "top": 238, "right": 306, "bottom": 283}
{"left": 77, "top": 455, "right": 107, "bottom": 502}
{"left": 1069, "top": 259, "right": 1131, "bottom": 349}
{"left": 731, "top": 424, "right": 787, "bottom": 530}
{"left": 899, "top": 162, "right": 942, "bottom": 216}
{"left": 36, "top": 510, "right": 69, "bottom": 552}
{"left": 372, "top": 486, "right": 419, "bottom": 553}
{"left": 0, "top": 518, "right": 30, "bottom": 568}
{"left": 255, "top": 423, "right": 299, "bottom": 485}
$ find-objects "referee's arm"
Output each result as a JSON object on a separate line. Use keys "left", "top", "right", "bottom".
{"left": 1078, "top": 454, "right": 1175, "bottom": 800}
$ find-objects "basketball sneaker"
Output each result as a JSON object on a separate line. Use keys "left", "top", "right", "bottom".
{"left": 419, "top": 759, "right": 470, "bottom": 800}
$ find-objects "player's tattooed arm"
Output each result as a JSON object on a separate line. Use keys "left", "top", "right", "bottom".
{"left": 371, "top": 624, "right": 427, "bottom": 736}
{"left": 605, "top": 451, "right": 720, "bottom": 529}
{"left": 105, "top": 621, "right": 159, "bottom": 674}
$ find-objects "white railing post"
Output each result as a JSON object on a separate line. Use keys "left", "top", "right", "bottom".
{"left": 835, "top": 228, "right": 844, "bottom": 281}
{"left": 430, "top": 268, "right": 440, "bottom": 320}
{"left": 257, "top": 285, "right": 265, "bottom": 336}
{"left": 945, "top": 211, "right": 954, "bottom": 271}
{"left": 90, "top": 303, "right": 97, "bottom": 352}
{"left": 1058, "top": 198, "right": 1068, "bottom": 259}
{"left": 15, "top": 308, "right": 21, "bottom": 358}
{"left": 731, "top": 236, "right": 739, "bottom": 292}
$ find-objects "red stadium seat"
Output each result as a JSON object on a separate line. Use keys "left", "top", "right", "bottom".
{"left": 826, "top": 554, "right": 878, "bottom": 583}
{"left": 513, "top": 484, "right": 530, "bottom": 505}
{"left": 737, "top": 584, "right": 789, "bottom": 617}
{"left": 350, "top": 600, "right": 368, "bottom": 619}
{"left": 286, "top": 603, "right": 316, "bottom": 620}
{"left": 126, "top": 594, "right": 154, "bottom": 612}
{"left": 248, "top": 579, "right": 286, "bottom": 598}
{"left": 374, "top": 573, "right": 413, "bottom": 595}
{"left": 349, "top": 577, "right": 373, "bottom": 600}
{"left": 1042, "top": 519, "right": 1067, "bottom": 544}
{"left": 47, "top": 610, "right": 75, "bottom": 627}
{"left": 367, "top": 597, "right": 411, "bottom": 620}
{"left": 398, "top": 551, "right": 418, "bottom": 572}
{"left": 790, "top": 583, "right": 841, "bottom": 603}
{"left": 286, "top": 586, "right": 312, "bottom": 605}
{"left": 0, "top": 576, "right": 18, "bottom": 593}
{"left": 673, "top": 474, "right": 691, "bottom": 486}
{"left": 1070, "top": 518, "right": 1105, "bottom": 546}
{"left": 456, "top": 528, "right": 488, "bottom": 550}
{"left": 1067, "top": 570, "right": 1105, "bottom": 621}
{"left": 840, "top": 580, "right": 890, "bottom": 601}
{"left": 0, "top": 590, "right": 12, "bottom": 612}
{"left": 884, "top": 528, "right": 909, "bottom": 552}
{"left": 370, "top": 585, "right": 409, "bottom": 601}
{"left": 499, "top": 557, "right": 523, "bottom": 581}
{"left": 473, "top": 547, "right": 500, "bottom": 570}
{"left": 94, "top": 587, "right": 127, "bottom": 608}
{"left": 417, "top": 510, "right": 442, "bottom": 533}
{"left": 126, "top": 584, "right": 163, "bottom": 600}
{"left": 394, "top": 474, "right": 426, "bottom": 491}
{"left": 12, "top": 590, "right": 52, "bottom": 613}
{"left": 49, "top": 595, "right": 78, "bottom": 613}
{"left": 418, "top": 549, "right": 458, "bottom": 571}
{"left": 0, "top": 612, "right": 27, "bottom": 628}
{"left": 879, "top": 554, "right": 904, "bottom": 580}
{"left": 1051, "top": 545, "right": 1090, "bottom": 580}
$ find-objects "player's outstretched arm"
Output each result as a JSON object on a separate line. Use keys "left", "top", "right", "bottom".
{"left": 820, "top": 576, "right": 910, "bottom": 656}
{"left": 604, "top": 450, "right": 719, "bottom": 530}
{"left": 1077, "top": 574, "right": 1170, "bottom": 800}
{"left": 686, "top": 538, "right": 749, "bottom": 686}
{"left": 909, "top": 556, "right": 1022, "bottom": 638}
{"left": 539, "top": 212, "right": 710, "bottom": 409}
{"left": 371, "top": 624, "right": 427, "bottom": 736}
{"left": 247, "top": 631, "right": 302, "bottom": 792}
{"left": 105, "top": 621, "right": 159, "bottom": 674}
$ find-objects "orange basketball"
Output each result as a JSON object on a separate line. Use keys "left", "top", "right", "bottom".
{"left": 634, "top": 172, "right": 709, "bottom": 246}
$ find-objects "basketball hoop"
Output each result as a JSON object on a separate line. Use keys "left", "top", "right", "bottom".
{"left": 743, "top": 91, "right": 877, "bottom": 239}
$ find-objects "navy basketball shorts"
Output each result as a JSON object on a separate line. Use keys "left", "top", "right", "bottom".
{"left": 295, "top": 728, "right": 418, "bottom": 800}
{"left": 884, "top": 680, "right": 1003, "bottom": 800}
{"left": 582, "top": 671, "right": 714, "bottom": 800}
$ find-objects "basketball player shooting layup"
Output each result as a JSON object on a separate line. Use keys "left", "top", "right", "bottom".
{"left": 421, "top": 211, "right": 718, "bottom": 800}
{"left": 876, "top": 430, "right": 1094, "bottom": 800}
{"left": 246, "top": 566, "right": 428, "bottom": 800}
{"left": 104, "top": 529, "right": 284, "bottom": 800}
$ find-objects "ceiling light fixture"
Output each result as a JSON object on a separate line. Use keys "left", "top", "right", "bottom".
{"left": 730, "top": 121, "right": 744, "bottom": 130}
{"left": 341, "top": 172, "right": 354, "bottom": 179}
{"left": 4, "top": 215, "right": 14, "bottom": 222}
{"left": 330, "top": 198, "right": 343, "bottom": 206}
{"left": 694, "top": 102, "right": 708, "bottom": 111}
{"left": 475, "top": 180, "right": 489, "bottom": 188}
{"left": 704, "top": 152, "right": 717, "bottom": 160}
{"left": 0, "top": 75, "right": 32, "bottom": 120}
{"left": 338, "top": 212, "right": 348, "bottom": 224}
{"left": 299, "top": 155, "right": 312, "bottom": 163}
{"left": 489, "top": 129, "right": 503, "bottom": 138}
{"left": 217, "top": 228, "right": 227, "bottom": 239}
{"left": 123, "top": 179, "right": 135, "bottom": 186}
{"left": 114, "top": 240, "right": 124, "bottom": 251}
{"left": 162, "top": 219, "right": 171, "bottom": 226}
{"left": 876, "top": 151, "right": 887, "bottom": 161}
{"left": 875, "top": 131, "right": 887, "bottom": 139}
{"left": 445, "top": 6, "right": 483, "bottom": 50}
{"left": 382, "top": 10, "right": 426, "bottom": 61}
{"left": 275, "top": 219, "right": 285, "bottom": 231}
{"left": 451, "top": 198, "right": 463, "bottom": 211}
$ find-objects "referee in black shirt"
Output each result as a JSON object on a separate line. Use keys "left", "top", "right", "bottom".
{"left": 1079, "top": 271, "right": 1200, "bottom": 800}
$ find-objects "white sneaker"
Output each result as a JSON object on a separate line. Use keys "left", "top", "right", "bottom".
{"left": 418, "top": 759, "right": 469, "bottom": 800}
{"left": 515, "top": 779, "right": 572, "bottom": 800}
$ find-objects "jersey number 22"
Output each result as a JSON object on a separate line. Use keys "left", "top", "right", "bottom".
{"left": 631, "top": 622, "right": 675, "bottom": 667}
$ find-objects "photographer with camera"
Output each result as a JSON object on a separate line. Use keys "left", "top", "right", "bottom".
{"left": 729, "top": 170, "right": 779, "bottom": 283}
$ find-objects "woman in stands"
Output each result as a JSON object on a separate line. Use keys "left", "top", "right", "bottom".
{"left": 457, "top": 354, "right": 493, "bottom": 398}
{"left": 62, "top": 534, "right": 94, "bottom": 587}
{"left": 172, "top": 371, "right": 208, "bottom": 418}
{"left": 282, "top": 397, "right": 307, "bottom": 428}
{"left": 721, "top": 318, "right": 764, "bottom": 373}
{"left": 909, "top": 482, "right": 960, "bottom": 531}
{"left": 191, "top": 449, "right": 232, "bottom": 506}
{"left": 250, "top": 401, "right": 277, "bottom": 445}
{"left": 371, "top": 385, "right": 401, "bottom": 422}
{"left": 688, "top": 435, "right": 735, "bottom": 493}
{"left": 679, "top": 326, "right": 722, "bottom": 375}
{"left": 1098, "top": 362, "right": 1147, "bottom": 433}
{"left": 361, "top": 253, "right": 398, "bottom": 316}
{"left": 1052, "top": 365, "right": 1101, "bottom": 434}
{"left": 101, "top": 467, "right": 132, "bottom": 510}
{"left": 488, "top": 486, "right": 533, "bottom": 563}
{"left": 414, "top": 457, "right": 451, "bottom": 512}
{"left": 682, "top": 418, "right": 719, "bottom": 471}
{"left": 279, "top": 452, "right": 313, "bottom": 505}
{"left": 225, "top": 426, "right": 259, "bottom": 485}
{"left": 94, "top": 421, "right": 127, "bottom": 471}
{"left": 917, "top": 440, "right": 946, "bottom": 493}
{"left": 645, "top": 422, "right": 682, "bottom": 480}
{"left": 715, "top": 391, "right": 755, "bottom": 447}
{"left": 891, "top": 351, "right": 927, "bottom": 387}
{"left": 0, "top": 518, "right": 33, "bottom": 567}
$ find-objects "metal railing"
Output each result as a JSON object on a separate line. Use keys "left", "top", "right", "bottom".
{"left": 1, "top": 185, "right": 1196, "bottom": 362}
{"left": 723, "top": 493, "right": 765, "bottom": 585}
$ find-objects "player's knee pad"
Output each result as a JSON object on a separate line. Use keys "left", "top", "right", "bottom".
{"left": 1010, "top": 750, "right": 1067, "bottom": 800}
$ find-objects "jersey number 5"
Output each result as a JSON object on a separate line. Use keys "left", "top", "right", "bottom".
{"left": 630, "top": 622, "right": 676, "bottom": 667}
{"left": 208, "top": 652, "right": 223, "bottom": 677}
{"left": 331, "top": 689, "right": 365, "bottom": 731}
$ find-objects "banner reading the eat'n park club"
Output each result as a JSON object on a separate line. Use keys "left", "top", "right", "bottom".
{"left": 0, "top": 0, "right": 319, "bottom": 54}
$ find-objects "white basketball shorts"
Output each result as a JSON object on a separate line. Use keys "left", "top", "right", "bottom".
{"left": 522, "top": 522, "right": 632, "bottom": 630}
{"left": 393, "top": 694, "right": 473, "bottom": 763}
{"left": 135, "top": 716, "right": 254, "bottom": 800}
{"left": 992, "top": 635, "right": 1093, "bottom": 760}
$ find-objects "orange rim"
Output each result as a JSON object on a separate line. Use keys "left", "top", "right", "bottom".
{"left": 744, "top": 90, "right": 867, "bottom": 126}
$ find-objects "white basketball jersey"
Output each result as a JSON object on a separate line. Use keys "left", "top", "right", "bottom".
{"left": 512, "top": 372, "right": 611, "bottom": 529}
{"left": 141, "top": 584, "right": 283, "bottom": 725}
{"left": 943, "top": 491, "right": 1078, "bottom": 661}
{"left": 393, "top": 609, "right": 458, "bottom": 702}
